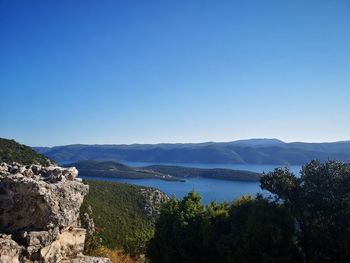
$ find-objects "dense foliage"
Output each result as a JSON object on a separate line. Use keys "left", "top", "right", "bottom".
{"left": 80, "top": 180, "right": 163, "bottom": 255}
{"left": 147, "top": 194, "right": 300, "bottom": 263}
{"left": 261, "top": 160, "right": 350, "bottom": 262}
{"left": 0, "top": 138, "right": 52, "bottom": 166}
{"left": 147, "top": 160, "right": 350, "bottom": 263}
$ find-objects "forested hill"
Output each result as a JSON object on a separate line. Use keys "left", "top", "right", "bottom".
{"left": 81, "top": 179, "right": 169, "bottom": 255}
{"left": 35, "top": 138, "right": 350, "bottom": 165}
{"left": 0, "top": 138, "right": 53, "bottom": 166}
{"left": 143, "top": 165, "right": 259, "bottom": 181}
{"left": 66, "top": 160, "right": 260, "bottom": 181}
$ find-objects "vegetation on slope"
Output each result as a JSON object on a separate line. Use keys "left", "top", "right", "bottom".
{"left": 67, "top": 160, "right": 260, "bottom": 181}
{"left": 0, "top": 138, "right": 52, "bottom": 166}
{"left": 67, "top": 160, "right": 182, "bottom": 181}
{"left": 147, "top": 160, "right": 350, "bottom": 263}
{"left": 80, "top": 180, "right": 168, "bottom": 255}
{"left": 144, "top": 165, "right": 260, "bottom": 181}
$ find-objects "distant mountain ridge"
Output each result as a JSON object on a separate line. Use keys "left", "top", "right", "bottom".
{"left": 34, "top": 138, "right": 350, "bottom": 165}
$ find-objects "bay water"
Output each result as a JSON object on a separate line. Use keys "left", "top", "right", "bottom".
{"left": 81, "top": 162, "right": 301, "bottom": 204}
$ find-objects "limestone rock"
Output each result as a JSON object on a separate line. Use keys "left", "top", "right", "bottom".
{"left": 64, "top": 167, "right": 79, "bottom": 180}
{"left": 0, "top": 163, "right": 88, "bottom": 232}
{"left": 59, "top": 228, "right": 86, "bottom": 258}
{"left": 40, "top": 240, "right": 62, "bottom": 263}
{"left": 21, "top": 228, "right": 59, "bottom": 258}
{"left": 0, "top": 162, "right": 110, "bottom": 263}
{"left": 81, "top": 205, "right": 95, "bottom": 236}
{"left": 0, "top": 235, "right": 22, "bottom": 263}
{"left": 140, "top": 188, "right": 169, "bottom": 217}
{"left": 0, "top": 163, "right": 8, "bottom": 174}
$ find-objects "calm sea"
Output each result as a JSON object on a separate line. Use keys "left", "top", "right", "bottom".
{"left": 121, "top": 161, "right": 302, "bottom": 174}
{"left": 79, "top": 162, "right": 302, "bottom": 204}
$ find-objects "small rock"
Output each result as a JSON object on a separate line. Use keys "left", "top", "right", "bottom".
{"left": 23, "top": 169, "right": 34, "bottom": 177}
{"left": 65, "top": 167, "right": 79, "bottom": 180}
{"left": 30, "top": 165, "right": 42, "bottom": 175}
{"left": 0, "top": 236, "right": 22, "bottom": 263}
{"left": 9, "top": 165, "right": 19, "bottom": 174}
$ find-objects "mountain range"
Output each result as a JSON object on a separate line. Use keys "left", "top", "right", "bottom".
{"left": 34, "top": 138, "right": 350, "bottom": 165}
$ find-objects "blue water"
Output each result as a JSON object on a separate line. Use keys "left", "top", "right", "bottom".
{"left": 61, "top": 160, "right": 302, "bottom": 175}
{"left": 122, "top": 161, "right": 302, "bottom": 175}
{"left": 81, "top": 176, "right": 263, "bottom": 204}
{"left": 75, "top": 162, "right": 302, "bottom": 204}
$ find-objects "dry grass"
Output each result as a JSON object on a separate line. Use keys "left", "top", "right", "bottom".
{"left": 91, "top": 246, "right": 145, "bottom": 263}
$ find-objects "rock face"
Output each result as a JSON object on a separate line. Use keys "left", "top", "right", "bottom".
{"left": 0, "top": 162, "right": 110, "bottom": 263}
{"left": 140, "top": 188, "right": 169, "bottom": 217}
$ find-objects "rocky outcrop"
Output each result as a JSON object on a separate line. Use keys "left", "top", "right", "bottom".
{"left": 0, "top": 162, "right": 110, "bottom": 263}
{"left": 140, "top": 188, "right": 169, "bottom": 217}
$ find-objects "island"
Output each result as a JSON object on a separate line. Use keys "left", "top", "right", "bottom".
{"left": 64, "top": 160, "right": 261, "bottom": 182}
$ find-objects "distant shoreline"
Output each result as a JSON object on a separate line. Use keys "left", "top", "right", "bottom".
{"left": 64, "top": 160, "right": 261, "bottom": 182}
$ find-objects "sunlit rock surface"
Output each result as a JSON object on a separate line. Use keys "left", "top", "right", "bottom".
{"left": 0, "top": 162, "right": 110, "bottom": 263}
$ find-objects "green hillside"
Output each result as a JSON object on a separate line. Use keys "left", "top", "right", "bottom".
{"left": 144, "top": 165, "right": 260, "bottom": 181}
{"left": 0, "top": 138, "right": 52, "bottom": 166}
{"left": 67, "top": 160, "right": 182, "bottom": 181}
{"left": 81, "top": 179, "right": 168, "bottom": 255}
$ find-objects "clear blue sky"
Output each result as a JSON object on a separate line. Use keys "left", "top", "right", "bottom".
{"left": 1, "top": 0, "right": 350, "bottom": 146}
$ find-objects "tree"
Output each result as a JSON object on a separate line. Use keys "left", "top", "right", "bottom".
{"left": 217, "top": 195, "right": 300, "bottom": 263}
{"left": 147, "top": 192, "right": 205, "bottom": 263}
{"left": 261, "top": 160, "right": 350, "bottom": 263}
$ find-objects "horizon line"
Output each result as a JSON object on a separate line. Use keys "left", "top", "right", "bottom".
{"left": 26, "top": 137, "right": 350, "bottom": 148}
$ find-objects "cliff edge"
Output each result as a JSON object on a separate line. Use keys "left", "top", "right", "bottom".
{"left": 0, "top": 162, "right": 110, "bottom": 263}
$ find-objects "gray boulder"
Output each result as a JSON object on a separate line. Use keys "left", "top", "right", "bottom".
{"left": 0, "top": 173, "right": 88, "bottom": 232}
{"left": 0, "top": 163, "right": 110, "bottom": 263}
